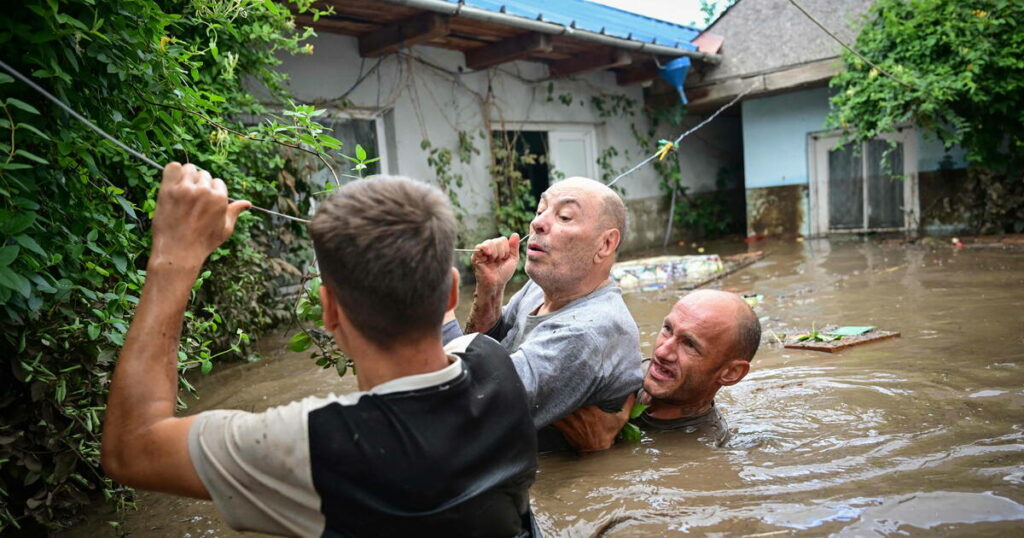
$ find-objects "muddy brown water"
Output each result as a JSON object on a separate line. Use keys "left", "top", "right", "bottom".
{"left": 63, "top": 238, "right": 1024, "bottom": 537}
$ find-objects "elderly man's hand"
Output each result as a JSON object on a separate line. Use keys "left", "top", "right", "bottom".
{"left": 471, "top": 233, "right": 521, "bottom": 291}
{"left": 554, "top": 393, "right": 636, "bottom": 452}
{"left": 150, "top": 163, "right": 250, "bottom": 270}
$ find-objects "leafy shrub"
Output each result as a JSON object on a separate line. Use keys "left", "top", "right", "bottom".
{"left": 0, "top": 0, "right": 334, "bottom": 530}
{"left": 829, "top": 0, "right": 1024, "bottom": 233}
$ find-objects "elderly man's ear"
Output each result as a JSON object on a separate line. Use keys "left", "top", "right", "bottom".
{"left": 717, "top": 359, "right": 751, "bottom": 387}
{"left": 594, "top": 228, "right": 621, "bottom": 263}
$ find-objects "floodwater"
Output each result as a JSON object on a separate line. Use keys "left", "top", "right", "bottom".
{"left": 64, "top": 237, "right": 1024, "bottom": 537}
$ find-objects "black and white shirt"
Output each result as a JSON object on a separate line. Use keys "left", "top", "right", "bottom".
{"left": 188, "top": 334, "right": 538, "bottom": 537}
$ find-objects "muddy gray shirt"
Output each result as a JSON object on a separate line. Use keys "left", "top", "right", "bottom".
{"left": 445, "top": 280, "right": 644, "bottom": 429}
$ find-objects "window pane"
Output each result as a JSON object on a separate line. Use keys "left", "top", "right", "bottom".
{"left": 828, "top": 143, "right": 863, "bottom": 229}
{"left": 311, "top": 117, "right": 381, "bottom": 187}
{"left": 866, "top": 140, "right": 904, "bottom": 229}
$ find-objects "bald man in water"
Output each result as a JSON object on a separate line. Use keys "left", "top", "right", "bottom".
{"left": 554, "top": 290, "right": 761, "bottom": 450}
{"left": 443, "top": 177, "right": 644, "bottom": 449}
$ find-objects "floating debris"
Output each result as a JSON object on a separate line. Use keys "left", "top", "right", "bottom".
{"left": 611, "top": 251, "right": 767, "bottom": 294}
{"left": 783, "top": 325, "right": 900, "bottom": 353}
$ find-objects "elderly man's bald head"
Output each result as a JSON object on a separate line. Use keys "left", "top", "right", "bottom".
{"left": 554, "top": 177, "right": 627, "bottom": 249}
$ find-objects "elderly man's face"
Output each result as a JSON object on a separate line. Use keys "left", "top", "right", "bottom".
{"left": 524, "top": 179, "right": 607, "bottom": 291}
{"left": 644, "top": 292, "right": 748, "bottom": 403}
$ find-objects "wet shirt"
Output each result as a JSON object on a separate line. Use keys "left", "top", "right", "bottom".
{"left": 444, "top": 280, "right": 644, "bottom": 430}
{"left": 187, "top": 334, "right": 538, "bottom": 538}
{"left": 635, "top": 397, "right": 730, "bottom": 446}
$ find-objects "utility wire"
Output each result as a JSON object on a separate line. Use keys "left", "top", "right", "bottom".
{"left": 608, "top": 82, "right": 756, "bottom": 188}
{"left": 0, "top": 59, "right": 312, "bottom": 224}
{"left": 786, "top": 0, "right": 914, "bottom": 89}
{"left": 2, "top": 53, "right": 761, "bottom": 251}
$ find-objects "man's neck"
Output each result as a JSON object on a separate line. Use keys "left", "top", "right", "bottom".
{"left": 645, "top": 395, "right": 714, "bottom": 421}
{"left": 349, "top": 336, "right": 451, "bottom": 392}
{"left": 538, "top": 275, "right": 611, "bottom": 316}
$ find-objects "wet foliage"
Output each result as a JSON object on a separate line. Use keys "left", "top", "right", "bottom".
{"left": 829, "top": 0, "right": 1024, "bottom": 234}
{"left": 0, "top": 0, "right": 336, "bottom": 531}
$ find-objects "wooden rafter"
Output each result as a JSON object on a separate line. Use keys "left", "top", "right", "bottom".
{"left": 358, "top": 13, "right": 451, "bottom": 58}
{"left": 616, "top": 62, "right": 660, "bottom": 86}
{"left": 465, "top": 33, "right": 552, "bottom": 70}
{"left": 548, "top": 50, "right": 632, "bottom": 78}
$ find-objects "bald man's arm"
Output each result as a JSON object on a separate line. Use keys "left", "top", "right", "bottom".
{"left": 465, "top": 235, "right": 520, "bottom": 334}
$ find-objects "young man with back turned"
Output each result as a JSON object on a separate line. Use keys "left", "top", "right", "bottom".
{"left": 102, "top": 163, "right": 538, "bottom": 537}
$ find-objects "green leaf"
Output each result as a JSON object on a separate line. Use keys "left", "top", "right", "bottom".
{"left": 5, "top": 98, "right": 40, "bottom": 115}
{"left": 288, "top": 331, "right": 313, "bottom": 352}
{"left": 200, "top": 360, "right": 212, "bottom": 375}
{"left": 1, "top": 212, "right": 35, "bottom": 236}
{"left": 0, "top": 245, "right": 18, "bottom": 267}
{"left": 620, "top": 422, "right": 643, "bottom": 441}
{"left": 16, "top": 122, "right": 51, "bottom": 141}
{"left": 0, "top": 268, "right": 32, "bottom": 298}
{"left": 14, "top": 149, "right": 48, "bottom": 165}
{"left": 355, "top": 144, "right": 367, "bottom": 161}
{"left": 0, "top": 73, "right": 13, "bottom": 84}
{"left": 628, "top": 403, "right": 650, "bottom": 420}
{"left": 87, "top": 324, "right": 100, "bottom": 340}
{"left": 14, "top": 235, "right": 45, "bottom": 257}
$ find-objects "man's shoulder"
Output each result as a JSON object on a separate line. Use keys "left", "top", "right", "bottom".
{"left": 552, "top": 286, "right": 639, "bottom": 339}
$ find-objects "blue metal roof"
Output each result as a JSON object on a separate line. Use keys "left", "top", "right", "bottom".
{"left": 439, "top": 0, "right": 700, "bottom": 51}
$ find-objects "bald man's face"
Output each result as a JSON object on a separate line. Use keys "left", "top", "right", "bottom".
{"left": 644, "top": 292, "right": 751, "bottom": 404}
{"left": 525, "top": 180, "right": 609, "bottom": 291}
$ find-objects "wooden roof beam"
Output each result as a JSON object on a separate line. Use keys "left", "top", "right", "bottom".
{"left": 549, "top": 50, "right": 632, "bottom": 78}
{"left": 465, "top": 33, "right": 552, "bottom": 70}
{"left": 358, "top": 12, "right": 450, "bottom": 58}
{"left": 616, "top": 62, "right": 660, "bottom": 86}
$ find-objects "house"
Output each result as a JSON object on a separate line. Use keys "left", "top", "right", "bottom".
{"left": 273, "top": 0, "right": 720, "bottom": 251}
{"left": 657, "top": 0, "right": 968, "bottom": 238}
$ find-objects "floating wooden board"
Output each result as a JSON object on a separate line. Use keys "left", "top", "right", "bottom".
{"left": 784, "top": 328, "right": 900, "bottom": 353}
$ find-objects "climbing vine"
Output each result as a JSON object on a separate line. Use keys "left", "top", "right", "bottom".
{"left": 829, "top": 0, "right": 1024, "bottom": 234}
{"left": 0, "top": 0, "right": 339, "bottom": 531}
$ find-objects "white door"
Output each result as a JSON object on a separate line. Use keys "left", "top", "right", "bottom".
{"left": 548, "top": 128, "right": 597, "bottom": 180}
{"left": 808, "top": 129, "right": 919, "bottom": 235}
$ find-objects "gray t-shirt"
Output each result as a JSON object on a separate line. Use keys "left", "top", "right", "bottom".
{"left": 448, "top": 280, "right": 644, "bottom": 429}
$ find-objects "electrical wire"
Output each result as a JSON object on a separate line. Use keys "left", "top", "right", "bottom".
{"left": 0, "top": 59, "right": 312, "bottom": 224}
{"left": 608, "top": 82, "right": 756, "bottom": 188}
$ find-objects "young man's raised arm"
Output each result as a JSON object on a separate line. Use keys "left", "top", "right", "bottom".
{"left": 101, "top": 163, "right": 249, "bottom": 498}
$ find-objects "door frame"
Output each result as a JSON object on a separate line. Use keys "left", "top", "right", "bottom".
{"left": 807, "top": 127, "right": 920, "bottom": 235}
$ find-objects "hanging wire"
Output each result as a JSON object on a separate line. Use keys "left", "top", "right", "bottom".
{"left": 2, "top": 56, "right": 758, "bottom": 251}
{"left": 0, "top": 59, "right": 312, "bottom": 224}
{"left": 608, "top": 82, "right": 757, "bottom": 188}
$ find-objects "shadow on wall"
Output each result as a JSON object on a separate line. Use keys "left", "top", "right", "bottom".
{"left": 746, "top": 184, "right": 806, "bottom": 236}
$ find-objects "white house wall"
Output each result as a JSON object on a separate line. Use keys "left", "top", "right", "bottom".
{"left": 273, "top": 32, "right": 664, "bottom": 250}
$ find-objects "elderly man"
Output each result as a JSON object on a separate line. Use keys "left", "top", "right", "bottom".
{"left": 554, "top": 289, "right": 761, "bottom": 450}
{"left": 443, "top": 177, "right": 644, "bottom": 446}
{"left": 102, "top": 165, "right": 538, "bottom": 536}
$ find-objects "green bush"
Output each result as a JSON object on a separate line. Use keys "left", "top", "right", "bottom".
{"left": 0, "top": 0, "right": 334, "bottom": 530}
{"left": 829, "top": 0, "right": 1024, "bottom": 233}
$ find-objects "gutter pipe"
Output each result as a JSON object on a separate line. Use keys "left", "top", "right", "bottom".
{"left": 380, "top": 0, "right": 722, "bottom": 64}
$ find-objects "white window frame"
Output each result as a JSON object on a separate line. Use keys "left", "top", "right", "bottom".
{"left": 807, "top": 127, "right": 920, "bottom": 235}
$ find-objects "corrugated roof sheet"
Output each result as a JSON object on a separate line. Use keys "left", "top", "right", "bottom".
{"left": 439, "top": 0, "right": 700, "bottom": 51}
